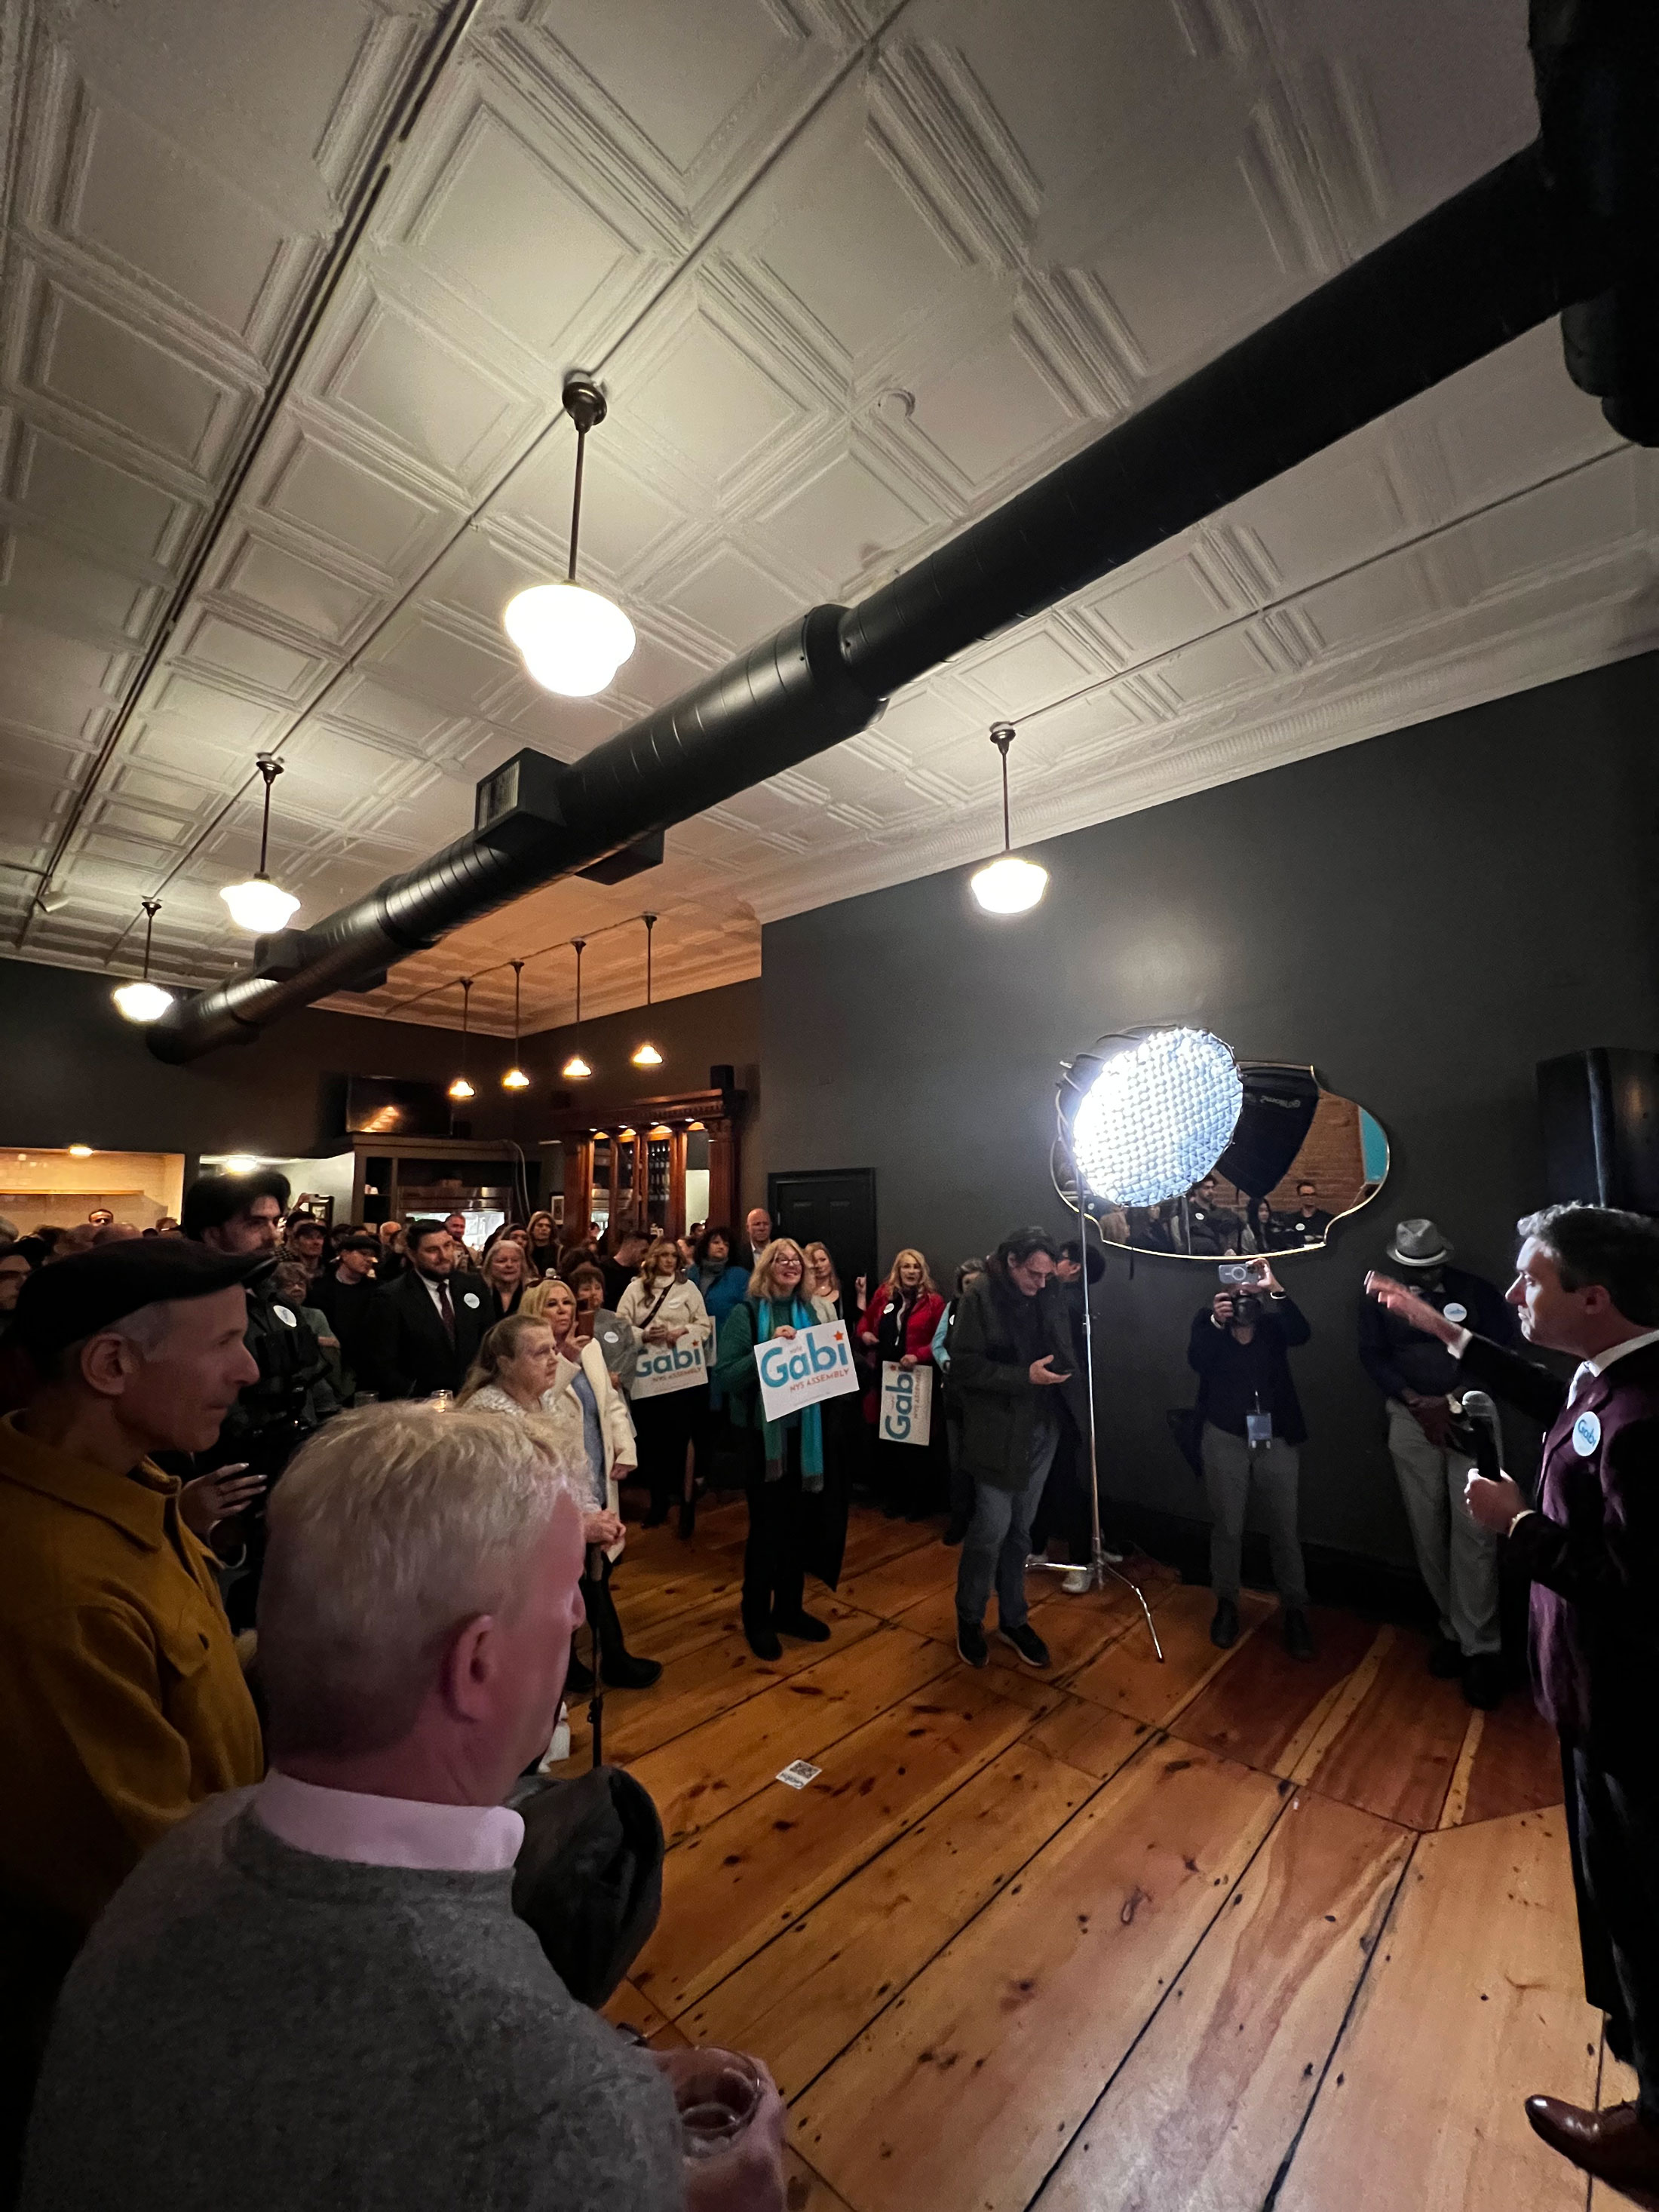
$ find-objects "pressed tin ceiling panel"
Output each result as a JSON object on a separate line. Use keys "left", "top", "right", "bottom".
{"left": 0, "top": 0, "right": 1654, "bottom": 1035}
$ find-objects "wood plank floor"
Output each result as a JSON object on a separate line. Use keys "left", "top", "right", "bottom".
{"left": 586, "top": 1500, "right": 1593, "bottom": 2211}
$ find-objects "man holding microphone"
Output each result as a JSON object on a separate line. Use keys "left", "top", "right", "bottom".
{"left": 1366, "top": 1204, "right": 1659, "bottom": 2201}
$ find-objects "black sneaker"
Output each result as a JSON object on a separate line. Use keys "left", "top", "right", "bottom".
{"left": 1427, "top": 1633, "right": 1464, "bottom": 1680}
{"left": 955, "top": 1618, "right": 989, "bottom": 1669}
{"left": 1464, "top": 1652, "right": 1505, "bottom": 1709}
{"left": 1283, "top": 1608, "right": 1315, "bottom": 1662}
{"left": 1210, "top": 1598, "right": 1240, "bottom": 1649}
{"left": 743, "top": 1618, "right": 782, "bottom": 1661}
{"left": 997, "top": 1620, "right": 1051, "bottom": 1668}
{"left": 776, "top": 1610, "right": 831, "bottom": 1643}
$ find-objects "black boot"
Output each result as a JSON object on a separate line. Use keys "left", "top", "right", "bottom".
{"left": 590, "top": 1575, "right": 662, "bottom": 1689}
{"left": 743, "top": 1611, "right": 782, "bottom": 1661}
{"left": 565, "top": 1641, "right": 594, "bottom": 1695}
{"left": 677, "top": 1490, "right": 696, "bottom": 1542}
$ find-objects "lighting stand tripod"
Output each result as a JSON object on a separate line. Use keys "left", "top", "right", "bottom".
{"left": 1028, "top": 1148, "right": 1165, "bottom": 1663}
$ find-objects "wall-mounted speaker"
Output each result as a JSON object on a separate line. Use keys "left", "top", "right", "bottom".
{"left": 1538, "top": 1048, "right": 1659, "bottom": 1213}
{"left": 710, "top": 1063, "right": 734, "bottom": 1092}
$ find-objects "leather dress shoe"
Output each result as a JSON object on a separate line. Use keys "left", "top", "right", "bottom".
{"left": 1526, "top": 2097, "right": 1659, "bottom": 2204}
{"left": 1427, "top": 1633, "right": 1464, "bottom": 1679}
{"left": 1282, "top": 1608, "right": 1315, "bottom": 1661}
{"left": 1210, "top": 1598, "right": 1240, "bottom": 1649}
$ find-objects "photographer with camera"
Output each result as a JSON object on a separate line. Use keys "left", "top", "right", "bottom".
{"left": 1188, "top": 1259, "right": 1314, "bottom": 1659}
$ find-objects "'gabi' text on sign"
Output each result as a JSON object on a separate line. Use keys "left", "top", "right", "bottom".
{"left": 753, "top": 1319, "right": 861, "bottom": 1421}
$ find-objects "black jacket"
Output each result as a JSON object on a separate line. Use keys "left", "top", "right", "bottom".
{"left": 210, "top": 1268, "right": 334, "bottom": 1477}
{"left": 306, "top": 1270, "right": 379, "bottom": 1396}
{"left": 1358, "top": 1266, "right": 1513, "bottom": 1402}
{"left": 360, "top": 1269, "right": 489, "bottom": 1400}
{"left": 1188, "top": 1297, "right": 1310, "bottom": 1445}
{"left": 949, "top": 1272, "right": 1087, "bottom": 1493}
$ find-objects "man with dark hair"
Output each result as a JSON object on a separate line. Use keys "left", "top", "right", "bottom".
{"left": 1281, "top": 1181, "right": 1333, "bottom": 1248}
{"left": 0, "top": 1242, "right": 265, "bottom": 2190}
{"left": 360, "top": 1223, "right": 488, "bottom": 1401}
{"left": 949, "top": 1229, "right": 1087, "bottom": 1671}
{"left": 1189, "top": 1258, "right": 1315, "bottom": 1659}
{"left": 600, "top": 1227, "right": 649, "bottom": 1312}
{"left": 1369, "top": 1203, "right": 1659, "bottom": 2201}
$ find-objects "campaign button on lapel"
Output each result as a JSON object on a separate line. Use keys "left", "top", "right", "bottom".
{"left": 462, "top": 1291, "right": 480, "bottom": 1308}
{"left": 1572, "top": 1409, "right": 1601, "bottom": 1456}
{"left": 1442, "top": 1302, "right": 1467, "bottom": 1324}
{"left": 272, "top": 1304, "right": 298, "bottom": 1327}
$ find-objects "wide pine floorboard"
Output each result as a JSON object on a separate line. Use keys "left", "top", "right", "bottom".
{"left": 593, "top": 1502, "right": 1580, "bottom": 2210}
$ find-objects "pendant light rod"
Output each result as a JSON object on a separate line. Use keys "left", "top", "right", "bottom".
{"left": 140, "top": 897, "right": 161, "bottom": 979}
{"left": 563, "top": 377, "right": 606, "bottom": 584}
{"left": 254, "top": 754, "right": 283, "bottom": 877}
{"left": 990, "top": 724, "right": 1015, "bottom": 853}
{"left": 642, "top": 912, "right": 655, "bottom": 1006}
{"left": 572, "top": 937, "right": 585, "bottom": 1022}
{"left": 511, "top": 957, "right": 524, "bottom": 1044}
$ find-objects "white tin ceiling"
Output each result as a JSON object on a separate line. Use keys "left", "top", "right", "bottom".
{"left": 2, "top": 0, "right": 1654, "bottom": 1035}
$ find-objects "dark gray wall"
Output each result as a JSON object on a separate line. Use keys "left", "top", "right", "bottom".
{"left": 758, "top": 650, "right": 1659, "bottom": 1570}
{"left": 520, "top": 975, "right": 760, "bottom": 1126}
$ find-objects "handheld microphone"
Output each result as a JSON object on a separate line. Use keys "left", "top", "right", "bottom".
{"left": 1461, "top": 1389, "right": 1504, "bottom": 1483}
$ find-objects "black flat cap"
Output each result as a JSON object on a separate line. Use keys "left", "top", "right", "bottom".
{"left": 13, "top": 1238, "right": 262, "bottom": 1358}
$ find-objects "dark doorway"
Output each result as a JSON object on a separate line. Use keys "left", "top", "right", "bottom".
{"left": 768, "top": 1167, "right": 877, "bottom": 1305}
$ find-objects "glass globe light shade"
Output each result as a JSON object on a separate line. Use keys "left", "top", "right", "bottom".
{"left": 447, "top": 1075, "right": 475, "bottom": 1101}
{"left": 971, "top": 854, "right": 1048, "bottom": 915}
{"left": 502, "top": 1066, "right": 531, "bottom": 1091}
{"left": 220, "top": 876, "right": 300, "bottom": 933}
{"left": 562, "top": 1052, "right": 592, "bottom": 1080}
{"left": 504, "top": 582, "right": 636, "bottom": 698}
{"left": 112, "top": 980, "right": 175, "bottom": 1024}
{"left": 222, "top": 1155, "right": 260, "bottom": 1175}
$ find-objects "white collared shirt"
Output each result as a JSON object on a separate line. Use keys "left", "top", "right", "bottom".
{"left": 415, "top": 1268, "right": 453, "bottom": 1321}
{"left": 253, "top": 1769, "right": 523, "bottom": 1873}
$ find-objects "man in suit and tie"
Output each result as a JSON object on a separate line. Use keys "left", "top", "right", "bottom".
{"left": 360, "top": 1220, "right": 488, "bottom": 1402}
{"left": 1367, "top": 1204, "right": 1659, "bottom": 2201}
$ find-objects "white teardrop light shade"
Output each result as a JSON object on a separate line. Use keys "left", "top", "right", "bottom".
{"left": 220, "top": 877, "right": 300, "bottom": 933}
{"left": 562, "top": 1052, "right": 592, "bottom": 1080}
{"left": 971, "top": 854, "right": 1048, "bottom": 915}
{"left": 630, "top": 1042, "right": 663, "bottom": 1067}
{"left": 504, "top": 582, "right": 635, "bottom": 698}
{"left": 502, "top": 1066, "right": 531, "bottom": 1091}
{"left": 112, "top": 980, "right": 175, "bottom": 1024}
{"left": 447, "top": 1075, "right": 475, "bottom": 1101}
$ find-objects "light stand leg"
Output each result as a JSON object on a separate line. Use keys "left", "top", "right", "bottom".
{"left": 1026, "top": 1173, "right": 1164, "bottom": 1663}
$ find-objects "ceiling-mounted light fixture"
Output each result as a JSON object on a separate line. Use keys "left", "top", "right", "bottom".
{"left": 502, "top": 375, "right": 636, "bottom": 697}
{"left": 971, "top": 723, "right": 1048, "bottom": 916}
{"left": 220, "top": 754, "right": 300, "bottom": 932}
{"left": 448, "top": 978, "right": 476, "bottom": 1101}
{"left": 112, "top": 898, "right": 174, "bottom": 1023}
{"left": 502, "top": 959, "right": 530, "bottom": 1090}
{"left": 630, "top": 913, "right": 663, "bottom": 1067}
{"left": 68, "top": 1144, "right": 94, "bottom": 1158}
{"left": 561, "top": 937, "right": 592, "bottom": 1080}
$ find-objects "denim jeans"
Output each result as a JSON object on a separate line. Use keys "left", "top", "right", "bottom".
{"left": 955, "top": 1420, "right": 1061, "bottom": 1631}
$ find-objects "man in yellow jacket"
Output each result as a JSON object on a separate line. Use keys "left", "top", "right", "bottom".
{"left": 0, "top": 1238, "right": 267, "bottom": 2195}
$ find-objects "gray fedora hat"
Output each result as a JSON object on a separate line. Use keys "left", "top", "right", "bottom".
{"left": 1388, "top": 1217, "right": 1454, "bottom": 1269}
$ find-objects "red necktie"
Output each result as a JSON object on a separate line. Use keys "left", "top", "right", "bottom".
{"left": 437, "top": 1281, "right": 455, "bottom": 1340}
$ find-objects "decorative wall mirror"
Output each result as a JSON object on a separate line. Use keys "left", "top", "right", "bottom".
{"left": 1078, "top": 1063, "right": 1388, "bottom": 1258}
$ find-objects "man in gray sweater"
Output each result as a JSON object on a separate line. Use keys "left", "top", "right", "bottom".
{"left": 20, "top": 1402, "right": 785, "bottom": 2212}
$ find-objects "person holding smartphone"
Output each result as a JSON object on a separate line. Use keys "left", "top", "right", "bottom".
{"left": 1188, "top": 1259, "right": 1315, "bottom": 1659}
{"left": 949, "top": 1228, "right": 1087, "bottom": 1671}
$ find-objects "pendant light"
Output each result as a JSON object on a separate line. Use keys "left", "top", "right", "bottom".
{"left": 630, "top": 913, "right": 663, "bottom": 1067}
{"left": 561, "top": 938, "right": 592, "bottom": 1080}
{"left": 971, "top": 722, "right": 1048, "bottom": 915}
{"left": 220, "top": 754, "right": 300, "bottom": 932}
{"left": 502, "top": 376, "right": 636, "bottom": 698}
{"left": 112, "top": 898, "right": 174, "bottom": 1023}
{"left": 448, "top": 978, "right": 476, "bottom": 1101}
{"left": 502, "top": 959, "right": 530, "bottom": 1089}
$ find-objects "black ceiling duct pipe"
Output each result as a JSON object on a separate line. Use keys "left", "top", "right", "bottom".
{"left": 154, "top": 118, "right": 1621, "bottom": 1064}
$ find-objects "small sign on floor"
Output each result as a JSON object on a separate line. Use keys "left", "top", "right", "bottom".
{"left": 776, "top": 1759, "right": 822, "bottom": 1790}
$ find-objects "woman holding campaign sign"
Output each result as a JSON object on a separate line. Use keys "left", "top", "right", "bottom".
{"left": 857, "top": 1250, "right": 945, "bottom": 1522}
{"left": 714, "top": 1238, "right": 857, "bottom": 1659}
{"left": 619, "top": 1239, "right": 713, "bottom": 1537}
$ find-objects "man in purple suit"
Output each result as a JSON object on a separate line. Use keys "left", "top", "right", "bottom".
{"left": 1368, "top": 1204, "right": 1659, "bottom": 2202}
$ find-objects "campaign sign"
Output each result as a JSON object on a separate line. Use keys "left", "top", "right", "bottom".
{"left": 879, "top": 1361, "right": 932, "bottom": 1447}
{"left": 629, "top": 1333, "right": 708, "bottom": 1401}
{"left": 753, "top": 1320, "right": 860, "bottom": 1422}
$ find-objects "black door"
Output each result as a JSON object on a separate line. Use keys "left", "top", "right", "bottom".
{"left": 768, "top": 1167, "right": 877, "bottom": 1308}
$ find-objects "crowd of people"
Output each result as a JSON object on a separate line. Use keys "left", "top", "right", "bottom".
{"left": 0, "top": 1171, "right": 1654, "bottom": 2207}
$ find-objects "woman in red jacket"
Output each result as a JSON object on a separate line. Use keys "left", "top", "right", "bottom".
{"left": 857, "top": 1248, "right": 945, "bottom": 1520}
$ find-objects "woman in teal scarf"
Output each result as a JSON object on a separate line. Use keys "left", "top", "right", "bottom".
{"left": 713, "top": 1236, "right": 843, "bottom": 1658}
